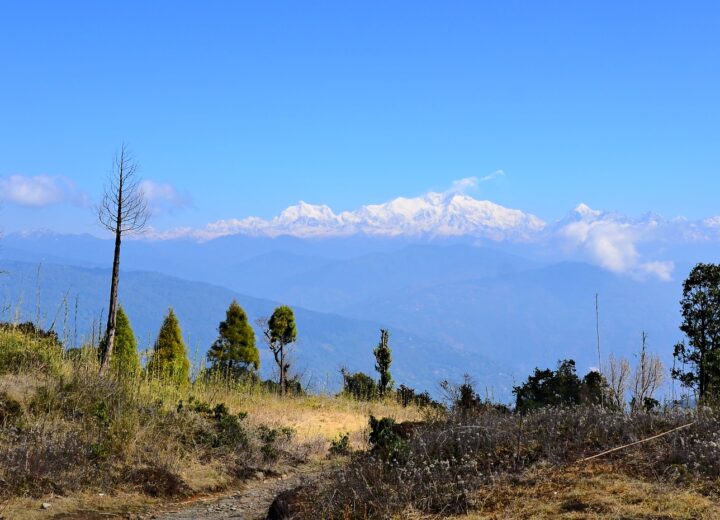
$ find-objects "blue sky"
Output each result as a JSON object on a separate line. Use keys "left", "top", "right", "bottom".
{"left": 1, "top": 1, "right": 719, "bottom": 234}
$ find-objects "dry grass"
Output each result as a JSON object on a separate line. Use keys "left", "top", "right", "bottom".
{"left": 209, "top": 391, "right": 423, "bottom": 447}
{"left": 458, "top": 463, "right": 720, "bottom": 520}
{"left": 0, "top": 492, "right": 156, "bottom": 520}
{"left": 303, "top": 404, "right": 720, "bottom": 519}
{"left": 0, "top": 327, "right": 422, "bottom": 518}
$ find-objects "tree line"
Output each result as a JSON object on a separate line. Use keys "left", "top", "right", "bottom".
{"left": 101, "top": 301, "right": 300, "bottom": 392}
{"left": 453, "top": 262, "right": 720, "bottom": 413}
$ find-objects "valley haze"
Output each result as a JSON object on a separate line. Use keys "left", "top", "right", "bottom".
{"left": 3, "top": 190, "right": 717, "bottom": 399}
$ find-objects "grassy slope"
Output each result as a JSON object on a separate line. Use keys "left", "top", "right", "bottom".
{"left": 0, "top": 328, "right": 422, "bottom": 519}
{"left": 461, "top": 464, "right": 720, "bottom": 520}
{"left": 3, "top": 328, "right": 719, "bottom": 519}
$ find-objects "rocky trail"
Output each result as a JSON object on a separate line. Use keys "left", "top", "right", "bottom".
{"left": 128, "top": 466, "right": 327, "bottom": 520}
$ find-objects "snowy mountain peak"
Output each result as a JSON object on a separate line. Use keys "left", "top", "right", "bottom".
{"left": 572, "top": 203, "right": 602, "bottom": 219}
{"left": 276, "top": 201, "right": 338, "bottom": 223}
{"left": 164, "top": 192, "right": 547, "bottom": 241}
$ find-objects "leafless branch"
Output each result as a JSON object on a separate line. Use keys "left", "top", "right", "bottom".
{"left": 97, "top": 144, "right": 150, "bottom": 235}
{"left": 604, "top": 354, "right": 631, "bottom": 410}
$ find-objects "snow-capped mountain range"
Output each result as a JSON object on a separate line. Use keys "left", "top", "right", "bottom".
{"left": 134, "top": 192, "right": 720, "bottom": 282}
{"left": 146, "top": 191, "right": 720, "bottom": 246}
{"left": 150, "top": 192, "right": 547, "bottom": 241}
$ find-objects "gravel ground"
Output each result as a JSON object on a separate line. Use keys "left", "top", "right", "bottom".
{"left": 130, "top": 467, "right": 325, "bottom": 520}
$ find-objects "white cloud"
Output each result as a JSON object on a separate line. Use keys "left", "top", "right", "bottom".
{"left": 559, "top": 220, "right": 640, "bottom": 272}
{"left": 139, "top": 180, "right": 192, "bottom": 214}
{"left": 0, "top": 174, "right": 88, "bottom": 207}
{"left": 555, "top": 206, "right": 673, "bottom": 281}
{"left": 640, "top": 261, "right": 675, "bottom": 282}
{"left": 704, "top": 216, "right": 720, "bottom": 228}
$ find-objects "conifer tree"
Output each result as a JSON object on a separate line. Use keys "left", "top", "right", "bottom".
{"left": 110, "top": 305, "right": 140, "bottom": 377}
{"left": 374, "top": 329, "right": 393, "bottom": 396}
{"left": 146, "top": 308, "right": 190, "bottom": 385}
{"left": 208, "top": 300, "right": 259, "bottom": 378}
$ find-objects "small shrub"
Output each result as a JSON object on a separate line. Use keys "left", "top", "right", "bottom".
{"left": 0, "top": 322, "right": 60, "bottom": 343}
{"left": 368, "top": 416, "right": 409, "bottom": 464}
{"left": 0, "top": 391, "right": 23, "bottom": 427}
{"left": 328, "top": 432, "right": 351, "bottom": 457}
{"left": 396, "top": 384, "right": 441, "bottom": 409}
{"left": 128, "top": 466, "right": 190, "bottom": 497}
{"left": 258, "top": 425, "right": 296, "bottom": 462}
{"left": 178, "top": 398, "right": 249, "bottom": 451}
{"left": 0, "top": 324, "right": 62, "bottom": 374}
{"left": 262, "top": 376, "right": 305, "bottom": 396}
{"left": 341, "top": 369, "right": 378, "bottom": 401}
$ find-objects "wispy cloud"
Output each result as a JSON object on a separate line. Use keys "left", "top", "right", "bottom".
{"left": 139, "top": 180, "right": 192, "bottom": 215}
{"left": 444, "top": 170, "right": 506, "bottom": 195}
{"left": 480, "top": 169, "right": 505, "bottom": 182}
{"left": 640, "top": 261, "right": 675, "bottom": 281}
{"left": 446, "top": 176, "right": 479, "bottom": 194}
{"left": 0, "top": 174, "right": 88, "bottom": 207}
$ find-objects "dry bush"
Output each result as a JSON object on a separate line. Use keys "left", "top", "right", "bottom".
{"left": 0, "top": 329, "right": 305, "bottom": 500}
{"left": 304, "top": 405, "right": 718, "bottom": 519}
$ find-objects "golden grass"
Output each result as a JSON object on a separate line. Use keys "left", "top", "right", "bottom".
{"left": 0, "top": 492, "right": 156, "bottom": 520}
{"left": 206, "top": 391, "right": 424, "bottom": 446}
{"left": 455, "top": 463, "right": 720, "bottom": 520}
{"left": 0, "top": 372, "right": 47, "bottom": 406}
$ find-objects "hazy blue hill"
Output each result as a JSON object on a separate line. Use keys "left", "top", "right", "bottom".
{"left": 226, "top": 244, "right": 540, "bottom": 312}
{"left": 0, "top": 260, "right": 497, "bottom": 394}
{"left": 3, "top": 234, "right": 541, "bottom": 312}
{"left": 340, "top": 261, "right": 682, "bottom": 378}
{"left": 2, "top": 233, "right": 112, "bottom": 267}
{"left": 1, "top": 233, "right": 692, "bottom": 399}
{"left": 224, "top": 251, "right": 335, "bottom": 298}
{"left": 2, "top": 232, "right": 417, "bottom": 287}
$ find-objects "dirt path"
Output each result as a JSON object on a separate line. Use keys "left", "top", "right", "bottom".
{"left": 135, "top": 467, "right": 326, "bottom": 520}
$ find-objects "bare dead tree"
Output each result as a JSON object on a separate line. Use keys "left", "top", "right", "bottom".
{"left": 97, "top": 145, "right": 149, "bottom": 375}
{"left": 631, "top": 332, "right": 665, "bottom": 411}
{"left": 604, "top": 354, "right": 631, "bottom": 410}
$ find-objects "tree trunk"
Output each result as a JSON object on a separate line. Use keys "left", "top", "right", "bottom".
{"left": 99, "top": 227, "right": 122, "bottom": 375}
{"left": 99, "top": 166, "right": 124, "bottom": 376}
{"left": 699, "top": 314, "right": 707, "bottom": 401}
{"left": 279, "top": 346, "right": 286, "bottom": 396}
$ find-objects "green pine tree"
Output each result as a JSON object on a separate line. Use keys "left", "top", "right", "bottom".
{"left": 208, "top": 300, "right": 259, "bottom": 378}
{"left": 374, "top": 329, "right": 393, "bottom": 396}
{"left": 110, "top": 305, "right": 140, "bottom": 377}
{"left": 146, "top": 308, "right": 190, "bottom": 385}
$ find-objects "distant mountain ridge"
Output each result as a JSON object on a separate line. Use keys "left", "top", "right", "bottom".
{"left": 147, "top": 192, "right": 547, "bottom": 241}
{"left": 0, "top": 233, "right": 694, "bottom": 402}
{"left": 124, "top": 191, "right": 720, "bottom": 261}
{"left": 0, "top": 259, "right": 499, "bottom": 394}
